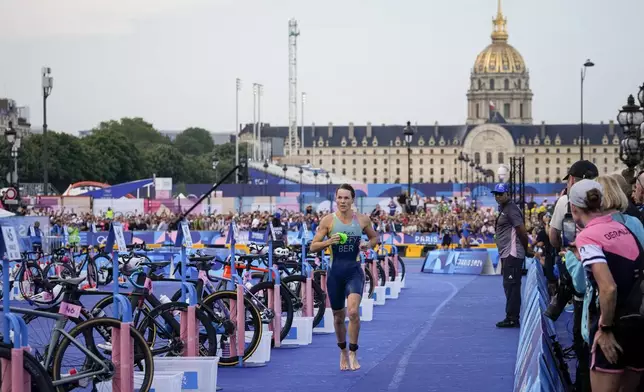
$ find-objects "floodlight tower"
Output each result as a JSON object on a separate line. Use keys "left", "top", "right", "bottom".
{"left": 288, "top": 18, "right": 300, "bottom": 157}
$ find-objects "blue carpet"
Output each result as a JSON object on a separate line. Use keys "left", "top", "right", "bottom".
{"left": 216, "top": 258, "right": 519, "bottom": 392}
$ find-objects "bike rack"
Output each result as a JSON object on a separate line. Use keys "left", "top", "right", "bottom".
{"left": 267, "top": 265, "right": 282, "bottom": 348}
{"left": 228, "top": 274, "right": 246, "bottom": 366}
{"left": 319, "top": 258, "right": 332, "bottom": 309}
{"left": 179, "top": 283, "right": 199, "bottom": 357}
{"left": 1, "top": 224, "right": 32, "bottom": 392}
{"left": 301, "top": 262, "right": 314, "bottom": 318}
{"left": 106, "top": 222, "right": 135, "bottom": 392}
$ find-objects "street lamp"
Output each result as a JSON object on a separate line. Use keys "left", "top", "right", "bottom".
{"left": 235, "top": 78, "right": 241, "bottom": 183}
{"left": 313, "top": 170, "right": 319, "bottom": 197}
{"left": 263, "top": 160, "right": 269, "bottom": 196}
{"left": 42, "top": 67, "right": 53, "bottom": 195}
{"left": 580, "top": 59, "right": 595, "bottom": 160}
{"left": 403, "top": 121, "right": 414, "bottom": 196}
{"left": 4, "top": 122, "right": 21, "bottom": 210}
{"left": 301, "top": 92, "right": 306, "bottom": 148}
{"left": 298, "top": 167, "right": 304, "bottom": 211}
{"left": 616, "top": 94, "right": 644, "bottom": 169}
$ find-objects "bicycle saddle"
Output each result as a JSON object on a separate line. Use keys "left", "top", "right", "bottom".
{"left": 141, "top": 261, "right": 171, "bottom": 271}
{"left": 49, "top": 276, "right": 86, "bottom": 287}
{"left": 188, "top": 255, "right": 216, "bottom": 263}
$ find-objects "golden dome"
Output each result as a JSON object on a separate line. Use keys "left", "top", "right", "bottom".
{"left": 473, "top": 0, "right": 526, "bottom": 74}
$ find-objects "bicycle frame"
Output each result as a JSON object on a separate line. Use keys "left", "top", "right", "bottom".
{"left": 1, "top": 306, "right": 110, "bottom": 387}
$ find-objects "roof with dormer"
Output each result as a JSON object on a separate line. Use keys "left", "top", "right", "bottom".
{"left": 238, "top": 122, "right": 624, "bottom": 151}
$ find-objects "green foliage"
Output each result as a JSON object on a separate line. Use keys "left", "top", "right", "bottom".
{"left": 12, "top": 118, "right": 249, "bottom": 192}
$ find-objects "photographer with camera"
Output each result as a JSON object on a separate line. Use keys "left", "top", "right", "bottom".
{"left": 548, "top": 160, "right": 598, "bottom": 392}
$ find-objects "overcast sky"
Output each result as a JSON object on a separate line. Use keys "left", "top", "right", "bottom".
{"left": 1, "top": 0, "right": 643, "bottom": 135}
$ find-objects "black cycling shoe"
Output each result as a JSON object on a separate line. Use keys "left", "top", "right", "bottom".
{"left": 496, "top": 318, "right": 520, "bottom": 328}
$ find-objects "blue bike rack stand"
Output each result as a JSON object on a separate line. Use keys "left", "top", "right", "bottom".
{"left": 0, "top": 223, "right": 32, "bottom": 392}
{"left": 105, "top": 222, "right": 136, "bottom": 392}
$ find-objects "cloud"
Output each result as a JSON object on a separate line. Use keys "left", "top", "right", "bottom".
{"left": 0, "top": 0, "right": 208, "bottom": 39}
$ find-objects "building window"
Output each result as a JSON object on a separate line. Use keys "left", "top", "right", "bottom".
{"left": 384, "top": 159, "right": 388, "bottom": 164}
{"left": 419, "top": 159, "right": 424, "bottom": 165}
{"left": 546, "top": 158, "right": 550, "bottom": 164}
{"left": 486, "top": 152, "right": 492, "bottom": 164}
{"left": 394, "top": 178, "right": 400, "bottom": 184}
{"left": 440, "top": 158, "right": 444, "bottom": 164}
{"left": 519, "top": 103, "right": 524, "bottom": 118}
{"left": 478, "top": 80, "right": 482, "bottom": 90}
{"left": 353, "top": 168, "right": 356, "bottom": 175}
{"left": 342, "top": 159, "right": 346, "bottom": 165}
{"left": 396, "top": 168, "right": 400, "bottom": 175}
{"left": 363, "top": 168, "right": 366, "bottom": 175}
{"left": 332, "top": 159, "right": 336, "bottom": 164}
{"left": 363, "top": 159, "right": 367, "bottom": 164}
{"left": 504, "top": 79, "right": 509, "bottom": 90}
{"left": 319, "top": 159, "right": 322, "bottom": 165}
{"left": 352, "top": 159, "right": 356, "bottom": 165}
{"left": 396, "top": 159, "right": 400, "bottom": 165}
{"left": 535, "top": 167, "right": 539, "bottom": 174}
{"left": 474, "top": 152, "right": 480, "bottom": 163}
{"left": 476, "top": 104, "right": 480, "bottom": 118}
{"left": 536, "top": 158, "right": 539, "bottom": 164}
{"left": 373, "top": 159, "right": 377, "bottom": 164}
{"left": 363, "top": 178, "right": 367, "bottom": 183}
{"left": 556, "top": 158, "right": 560, "bottom": 164}
{"left": 342, "top": 168, "right": 346, "bottom": 175}
{"left": 373, "top": 178, "right": 378, "bottom": 183}
{"left": 498, "top": 152, "right": 504, "bottom": 164}
{"left": 430, "top": 168, "right": 434, "bottom": 175}
{"left": 373, "top": 168, "right": 377, "bottom": 175}
{"left": 430, "top": 158, "right": 434, "bottom": 164}
{"left": 440, "top": 168, "right": 444, "bottom": 175}
{"left": 546, "top": 168, "right": 550, "bottom": 175}
{"left": 503, "top": 103, "right": 511, "bottom": 118}
{"left": 517, "top": 80, "right": 522, "bottom": 89}
{"left": 489, "top": 79, "right": 495, "bottom": 90}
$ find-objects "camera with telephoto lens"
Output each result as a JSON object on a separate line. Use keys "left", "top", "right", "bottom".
{"left": 544, "top": 261, "right": 576, "bottom": 321}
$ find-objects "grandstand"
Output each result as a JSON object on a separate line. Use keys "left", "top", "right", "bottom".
{"left": 248, "top": 160, "right": 362, "bottom": 184}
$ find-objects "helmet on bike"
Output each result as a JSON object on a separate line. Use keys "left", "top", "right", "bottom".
{"left": 273, "top": 247, "right": 290, "bottom": 257}
{"left": 31, "top": 284, "right": 64, "bottom": 306}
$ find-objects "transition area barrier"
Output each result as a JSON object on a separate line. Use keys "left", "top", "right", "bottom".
{"left": 513, "top": 260, "right": 568, "bottom": 392}
{"left": 420, "top": 248, "right": 502, "bottom": 275}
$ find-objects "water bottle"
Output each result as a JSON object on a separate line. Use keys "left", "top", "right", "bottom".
{"left": 159, "top": 294, "right": 171, "bottom": 304}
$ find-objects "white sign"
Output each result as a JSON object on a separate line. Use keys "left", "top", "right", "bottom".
{"left": 112, "top": 223, "right": 128, "bottom": 253}
{"left": 154, "top": 177, "right": 173, "bottom": 191}
{"left": 1, "top": 226, "right": 22, "bottom": 260}
{"left": 180, "top": 221, "right": 193, "bottom": 248}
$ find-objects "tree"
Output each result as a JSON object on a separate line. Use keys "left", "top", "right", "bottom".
{"left": 82, "top": 129, "right": 148, "bottom": 184}
{"left": 142, "top": 144, "right": 186, "bottom": 180}
{"left": 174, "top": 127, "right": 214, "bottom": 156}
{"left": 94, "top": 117, "right": 170, "bottom": 148}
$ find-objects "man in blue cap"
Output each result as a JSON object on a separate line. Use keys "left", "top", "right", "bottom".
{"left": 492, "top": 182, "right": 529, "bottom": 328}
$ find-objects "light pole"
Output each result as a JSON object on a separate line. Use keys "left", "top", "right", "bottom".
{"left": 616, "top": 94, "right": 644, "bottom": 169}
{"left": 301, "top": 92, "right": 306, "bottom": 148}
{"left": 257, "top": 83, "right": 264, "bottom": 160}
{"left": 580, "top": 59, "right": 595, "bottom": 160}
{"left": 212, "top": 157, "right": 220, "bottom": 181}
{"left": 235, "top": 78, "right": 241, "bottom": 183}
{"left": 313, "top": 171, "right": 318, "bottom": 197}
{"left": 325, "top": 172, "right": 331, "bottom": 211}
{"left": 282, "top": 165, "right": 288, "bottom": 196}
{"left": 298, "top": 167, "right": 304, "bottom": 211}
{"left": 403, "top": 121, "right": 414, "bottom": 197}
{"left": 4, "top": 123, "right": 22, "bottom": 211}
{"left": 42, "top": 67, "right": 53, "bottom": 195}
{"left": 263, "top": 160, "right": 269, "bottom": 196}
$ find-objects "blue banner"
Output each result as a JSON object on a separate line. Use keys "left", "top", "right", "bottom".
{"left": 420, "top": 250, "right": 488, "bottom": 275}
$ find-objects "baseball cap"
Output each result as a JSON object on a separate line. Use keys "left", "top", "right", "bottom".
{"left": 491, "top": 183, "right": 510, "bottom": 194}
{"left": 562, "top": 160, "right": 599, "bottom": 181}
{"left": 569, "top": 179, "right": 603, "bottom": 208}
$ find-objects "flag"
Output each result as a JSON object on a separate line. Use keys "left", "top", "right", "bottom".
{"left": 489, "top": 101, "right": 496, "bottom": 111}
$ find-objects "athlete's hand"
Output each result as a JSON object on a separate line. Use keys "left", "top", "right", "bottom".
{"left": 327, "top": 234, "right": 341, "bottom": 246}
{"left": 592, "top": 330, "right": 622, "bottom": 364}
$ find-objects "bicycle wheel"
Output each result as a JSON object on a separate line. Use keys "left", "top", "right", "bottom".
{"left": 137, "top": 301, "right": 217, "bottom": 357}
{"left": 397, "top": 256, "right": 406, "bottom": 280}
{"left": 387, "top": 258, "right": 396, "bottom": 282}
{"left": 83, "top": 257, "right": 100, "bottom": 289}
{"left": 0, "top": 342, "right": 55, "bottom": 392}
{"left": 16, "top": 261, "right": 48, "bottom": 301}
{"left": 91, "top": 253, "right": 113, "bottom": 286}
{"left": 362, "top": 268, "right": 375, "bottom": 299}
{"left": 281, "top": 275, "right": 326, "bottom": 328}
{"left": 50, "top": 317, "right": 154, "bottom": 392}
{"left": 201, "top": 290, "right": 262, "bottom": 366}
{"left": 247, "top": 281, "right": 294, "bottom": 341}
{"left": 42, "top": 262, "right": 76, "bottom": 280}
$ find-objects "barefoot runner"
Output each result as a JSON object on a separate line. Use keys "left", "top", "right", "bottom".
{"left": 310, "top": 184, "right": 379, "bottom": 371}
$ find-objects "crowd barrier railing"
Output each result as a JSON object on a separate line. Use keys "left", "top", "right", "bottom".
{"left": 513, "top": 260, "right": 568, "bottom": 392}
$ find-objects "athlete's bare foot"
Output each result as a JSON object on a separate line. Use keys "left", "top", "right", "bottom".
{"left": 348, "top": 351, "right": 361, "bottom": 371}
{"left": 340, "top": 350, "right": 351, "bottom": 371}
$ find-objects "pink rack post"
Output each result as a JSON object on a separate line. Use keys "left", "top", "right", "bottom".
{"left": 303, "top": 277, "right": 313, "bottom": 317}
{"left": 235, "top": 284, "right": 245, "bottom": 362}
{"left": 180, "top": 306, "right": 199, "bottom": 357}
{"left": 273, "top": 280, "right": 282, "bottom": 348}
{"left": 392, "top": 254, "right": 399, "bottom": 277}
{"left": 319, "top": 273, "right": 332, "bottom": 308}
{"left": 370, "top": 261, "right": 379, "bottom": 287}
{"left": 112, "top": 323, "right": 134, "bottom": 392}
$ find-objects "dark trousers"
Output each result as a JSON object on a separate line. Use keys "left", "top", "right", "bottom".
{"left": 573, "top": 298, "right": 590, "bottom": 392}
{"left": 502, "top": 256, "right": 523, "bottom": 320}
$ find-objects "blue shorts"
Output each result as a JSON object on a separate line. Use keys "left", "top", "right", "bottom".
{"left": 326, "top": 262, "right": 365, "bottom": 311}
